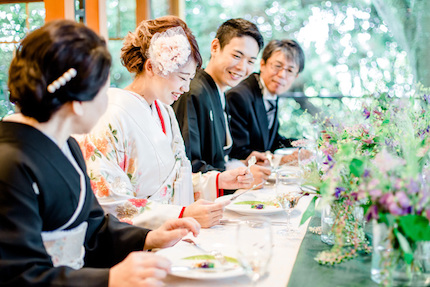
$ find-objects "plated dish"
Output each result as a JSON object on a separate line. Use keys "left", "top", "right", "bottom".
{"left": 216, "top": 193, "right": 283, "bottom": 215}
{"left": 157, "top": 242, "right": 244, "bottom": 279}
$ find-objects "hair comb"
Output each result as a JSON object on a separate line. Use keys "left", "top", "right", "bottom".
{"left": 47, "top": 68, "right": 77, "bottom": 93}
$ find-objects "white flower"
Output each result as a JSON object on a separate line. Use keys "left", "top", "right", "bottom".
{"left": 147, "top": 26, "right": 191, "bottom": 76}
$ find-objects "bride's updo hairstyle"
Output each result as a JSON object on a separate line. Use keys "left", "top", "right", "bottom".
{"left": 8, "top": 20, "right": 111, "bottom": 123}
{"left": 121, "top": 15, "right": 202, "bottom": 75}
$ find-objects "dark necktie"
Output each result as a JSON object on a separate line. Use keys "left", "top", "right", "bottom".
{"left": 266, "top": 99, "right": 276, "bottom": 129}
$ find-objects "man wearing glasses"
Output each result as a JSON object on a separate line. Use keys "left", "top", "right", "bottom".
{"left": 226, "top": 39, "right": 305, "bottom": 161}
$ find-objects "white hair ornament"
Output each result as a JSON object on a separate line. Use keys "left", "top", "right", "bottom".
{"left": 147, "top": 27, "right": 191, "bottom": 76}
{"left": 47, "top": 68, "right": 77, "bottom": 93}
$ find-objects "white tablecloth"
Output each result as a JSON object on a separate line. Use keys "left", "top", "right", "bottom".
{"left": 159, "top": 186, "right": 315, "bottom": 287}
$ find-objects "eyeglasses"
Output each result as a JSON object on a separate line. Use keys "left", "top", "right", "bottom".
{"left": 270, "top": 63, "right": 298, "bottom": 77}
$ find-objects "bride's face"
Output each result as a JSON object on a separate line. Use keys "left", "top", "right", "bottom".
{"left": 156, "top": 59, "right": 197, "bottom": 105}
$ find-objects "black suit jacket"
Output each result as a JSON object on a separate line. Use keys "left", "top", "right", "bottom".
{"left": 173, "top": 69, "right": 230, "bottom": 173}
{"left": 226, "top": 73, "right": 291, "bottom": 159}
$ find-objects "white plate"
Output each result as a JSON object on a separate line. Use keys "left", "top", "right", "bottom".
{"left": 274, "top": 147, "right": 296, "bottom": 155}
{"left": 216, "top": 193, "right": 283, "bottom": 215}
{"left": 157, "top": 242, "right": 244, "bottom": 280}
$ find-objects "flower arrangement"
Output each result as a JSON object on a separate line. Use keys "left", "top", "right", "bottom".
{"left": 300, "top": 92, "right": 430, "bottom": 267}
{"left": 357, "top": 94, "right": 430, "bottom": 285}
{"left": 147, "top": 26, "right": 191, "bottom": 76}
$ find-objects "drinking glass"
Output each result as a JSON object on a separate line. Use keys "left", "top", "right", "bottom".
{"left": 236, "top": 217, "right": 272, "bottom": 286}
{"left": 275, "top": 168, "right": 303, "bottom": 237}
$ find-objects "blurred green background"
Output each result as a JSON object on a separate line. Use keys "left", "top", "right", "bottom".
{"left": 2, "top": 0, "right": 428, "bottom": 139}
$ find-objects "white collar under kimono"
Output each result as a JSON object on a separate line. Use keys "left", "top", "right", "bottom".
{"left": 38, "top": 134, "right": 88, "bottom": 270}
{"left": 126, "top": 90, "right": 174, "bottom": 144}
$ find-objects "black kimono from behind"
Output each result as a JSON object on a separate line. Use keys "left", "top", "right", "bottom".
{"left": 0, "top": 122, "right": 150, "bottom": 287}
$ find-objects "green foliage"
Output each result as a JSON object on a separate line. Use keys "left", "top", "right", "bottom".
{"left": 0, "top": 0, "right": 424, "bottom": 127}
{"left": 299, "top": 196, "right": 317, "bottom": 225}
{"left": 106, "top": 0, "right": 136, "bottom": 39}
{"left": 398, "top": 215, "right": 430, "bottom": 243}
{"left": 185, "top": 0, "right": 412, "bottom": 97}
{"left": 0, "top": 2, "right": 44, "bottom": 116}
{"left": 394, "top": 229, "right": 413, "bottom": 264}
{"left": 349, "top": 158, "right": 364, "bottom": 177}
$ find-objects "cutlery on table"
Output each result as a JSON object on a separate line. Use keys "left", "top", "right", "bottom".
{"left": 229, "top": 181, "right": 264, "bottom": 201}
{"left": 220, "top": 218, "right": 289, "bottom": 226}
{"left": 265, "top": 151, "right": 274, "bottom": 169}
{"left": 171, "top": 265, "right": 236, "bottom": 273}
{"left": 246, "top": 155, "right": 256, "bottom": 173}
{"left": 182, "top": 238, "right": 227, "bottom": 265}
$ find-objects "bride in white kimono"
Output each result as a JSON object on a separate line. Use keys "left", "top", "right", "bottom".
{"left": 79, "top": 16, "right": 253, "bottom": 229}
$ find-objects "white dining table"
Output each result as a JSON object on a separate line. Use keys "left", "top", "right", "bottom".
{"left": 158, "top": 184, "right": 316, "bottom": 287}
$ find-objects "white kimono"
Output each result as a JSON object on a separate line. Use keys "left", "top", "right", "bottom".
{"left": 78, "top": 88, "right": 219, "bottom": 229}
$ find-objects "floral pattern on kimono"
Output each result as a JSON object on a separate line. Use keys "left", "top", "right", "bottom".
{"left": 77, "top": 88, "right": 219, "bottom": 229}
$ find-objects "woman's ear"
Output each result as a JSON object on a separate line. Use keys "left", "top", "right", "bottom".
{"left": 145, "top": 59, "right": 155, "bottom": 76}
{"left": 72, "top": 101, "right": 84, "bottom": 116}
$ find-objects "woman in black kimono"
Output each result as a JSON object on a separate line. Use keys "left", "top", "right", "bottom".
{"left": 0, "top": 20, "right": 199, "bottom": 287}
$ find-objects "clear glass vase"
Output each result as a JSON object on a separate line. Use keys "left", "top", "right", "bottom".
{"left": 371, "top": 221, "right": 430, "bottom": 286}
{"left": 321, "top": 203, "right": 335, "bottom": 245}
{"left": 321, "top": 200, "right": 365, "bottom": 246}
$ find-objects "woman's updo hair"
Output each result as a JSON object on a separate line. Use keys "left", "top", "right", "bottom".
{"left": 8, "top": 19, "right": 111, "bottom": 123}
{"left": 121, "top": 15, "right": 202, "bottom": 75}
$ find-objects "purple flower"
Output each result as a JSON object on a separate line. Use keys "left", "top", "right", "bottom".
{"left": 357, "top": 189, "right": 367, "bottom": 200}
{"left": 395, "top": 191, "right": 411, "bottom": 208}
{"left": 388, "top": 202, "right": 404, "bottom": 216}
{"left": 363, "top": 169, "right": 370, "bottom": 178}
{"left": 334, "top": 187, "right": 345, "bottom": 198}
{"left": 369, "top": 189, "right": 382, "bottom": 200}
{"left": 379, "top": 193, "right": 395, "bottom": 207}
{"left": 363, "top": 108, "right": 370, "bottom": 119}
{"left": 405, "top": 206, "right": 413, "bottom": 214}
{"left": 406, "top": 179, "right": 420, "bottom": 194}
{"left": 368, "top": 178, "right": 380, "bottom": 190}
{"left": 373, "top": 150, "right": 405, "bottom": 174}
{"left": 385, "top": 138, "right": 393, "bottom": 147}
{"left": 366, "top": 205, "right": 379, "bottom": 221}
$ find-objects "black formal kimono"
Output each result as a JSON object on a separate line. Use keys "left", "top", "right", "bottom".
{"left": 226, "top": 73, "right": 292, "bottom": 160}
{"left": 173, "top": 69, "right": 231, "bottom": 173}
{"left": 0, "top": 122, "right": 149, "bottom": 287}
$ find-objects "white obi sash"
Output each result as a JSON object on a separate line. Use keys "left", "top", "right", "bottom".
{"left": 39, "top": 142, "right": 88, "bottom": 270}
{"left": 41, "top": 221, "right": 88, "bottom": 270}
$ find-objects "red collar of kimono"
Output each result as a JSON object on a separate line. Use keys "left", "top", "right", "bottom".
{"left": 154, "top": 100, "right": 166, "bottom": 135}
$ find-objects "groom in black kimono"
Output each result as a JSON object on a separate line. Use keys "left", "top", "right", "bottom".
{"left": 226, "top": 39, "right": 305, "bottom": 161}
{"left": 173, "top": 19, "right": 266, "bottom": 174}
